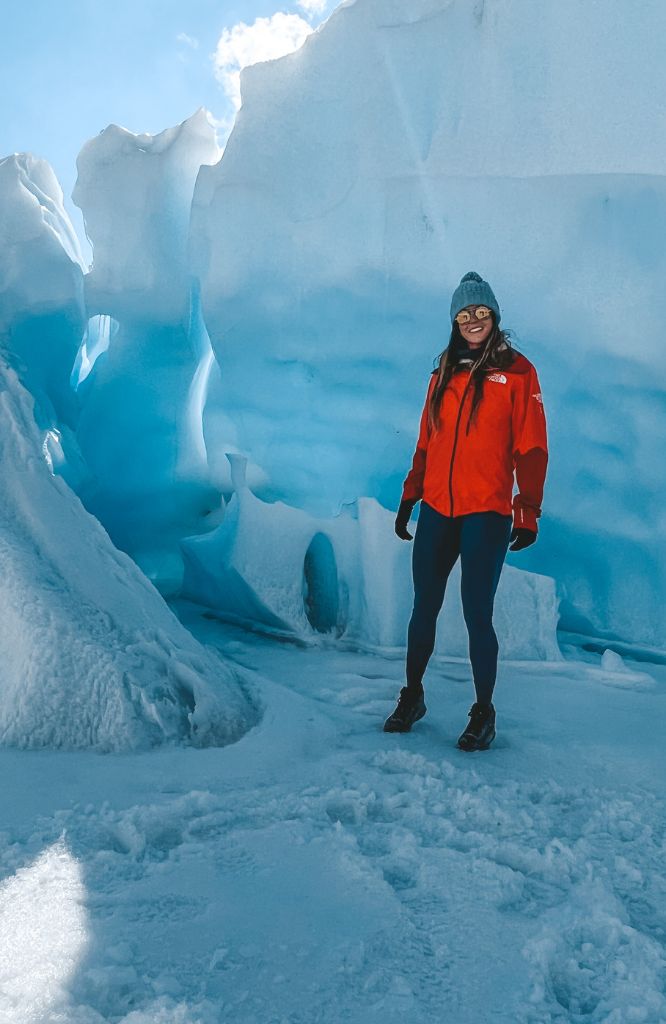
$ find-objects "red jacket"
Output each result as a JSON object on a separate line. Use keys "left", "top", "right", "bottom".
{"left": 401, "top": 353, "right": 548, "bottom": 533}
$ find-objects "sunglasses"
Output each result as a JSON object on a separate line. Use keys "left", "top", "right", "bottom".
{"left": 455, "top": 306, "right": 493, "bottom": 325}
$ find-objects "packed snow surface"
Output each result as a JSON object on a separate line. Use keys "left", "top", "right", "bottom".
{"left": 0, "top": 609, "right": 664, "bottom": 1022}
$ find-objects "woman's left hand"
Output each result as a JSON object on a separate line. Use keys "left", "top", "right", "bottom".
{"left": 509, "top": 527, "right": 536, "bottom": 551}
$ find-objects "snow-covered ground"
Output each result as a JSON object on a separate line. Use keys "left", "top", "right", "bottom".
{"left": 1, "top": 608, "right": 664, "bottom": 1024}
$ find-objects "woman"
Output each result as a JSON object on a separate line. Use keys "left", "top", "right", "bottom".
{"left": 384, "top": 271, "right": 548, "bottom": 751}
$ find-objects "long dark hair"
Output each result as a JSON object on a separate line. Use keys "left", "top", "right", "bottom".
{"left": 427, "top": 315, "right": 519, "bottom": 435}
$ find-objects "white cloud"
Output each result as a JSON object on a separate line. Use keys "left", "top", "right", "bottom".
{"left": 297, "top": 0, "right": 329, "bottom": 15}
{"left": 212, "top": 13, "right": 313, "bottom": 110}
{"left": 177, "top": 32, "right": 199, "bottom": 49}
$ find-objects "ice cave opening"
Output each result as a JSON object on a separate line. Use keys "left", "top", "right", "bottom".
{"left": 302, "top": 531, "right": 342, "bottom": 636}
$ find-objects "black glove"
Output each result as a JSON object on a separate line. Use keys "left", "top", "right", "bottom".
{"left": 395, "top": 499, "right": 417, "bottom": 541}
{"left": 509, "top": 527, "right": 536, "bottom": 551}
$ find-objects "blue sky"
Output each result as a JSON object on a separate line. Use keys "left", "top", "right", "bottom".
{"left": 0, "top": 0, "right": 334, "bottom": 239}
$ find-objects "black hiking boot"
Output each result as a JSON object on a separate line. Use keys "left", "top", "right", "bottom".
{"left": 457, "top": 702, "right": 496, "bottom": 751}
{"left": 383, "top": 686, "right": 427, "bottom": 733}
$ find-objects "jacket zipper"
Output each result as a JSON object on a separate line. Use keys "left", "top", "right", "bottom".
{"left": 448, "top": 374, "right": 473, "bottom": 517}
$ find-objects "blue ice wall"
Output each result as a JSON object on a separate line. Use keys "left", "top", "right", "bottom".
{"left": 188, "top": 0, "right": 666, "bottom": 648}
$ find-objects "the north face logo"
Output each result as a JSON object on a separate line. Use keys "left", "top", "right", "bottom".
{"left": 532, "top": 392, "right": 543, "bottom": 403}
{"left": 487, "top": 373, "right": 507, "bottom": 384}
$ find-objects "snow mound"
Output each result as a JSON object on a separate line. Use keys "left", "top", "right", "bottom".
{"left": 597, "top": 649, "right": 655, "bottom": 691}
{"left": 0, "top": 361, "right": 258, "bottom": 751}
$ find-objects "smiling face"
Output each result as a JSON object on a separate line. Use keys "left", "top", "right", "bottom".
{"left": 458, "top": 306, "right": 494, "bottom": 348}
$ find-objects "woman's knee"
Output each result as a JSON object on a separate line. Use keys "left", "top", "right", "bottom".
{"left": 410, "top": 598, "right": 444, "bottom": 633}
{"left": 462, "top": 601, "right": 494, "bottom": 632}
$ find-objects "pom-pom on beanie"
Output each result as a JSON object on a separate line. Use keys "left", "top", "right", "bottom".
{"left": 450, "top": 271, "right": 501, "bottom": 324}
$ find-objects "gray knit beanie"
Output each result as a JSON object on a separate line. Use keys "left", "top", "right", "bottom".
{"left": 450, "top": 271, "right": 501, "bottom": 324}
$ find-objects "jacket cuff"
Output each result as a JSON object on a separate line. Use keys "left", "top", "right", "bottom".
{"left": 512, "top": 499, "right": 539, "bottom": 534}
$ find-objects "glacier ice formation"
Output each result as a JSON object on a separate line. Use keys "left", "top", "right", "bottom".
{"left": 2, "top": 0, "right": 665, "bottom": 693}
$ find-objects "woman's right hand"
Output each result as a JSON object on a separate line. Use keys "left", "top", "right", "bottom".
{"left": 395, "top": 499, "right": 417, "bottom": 541}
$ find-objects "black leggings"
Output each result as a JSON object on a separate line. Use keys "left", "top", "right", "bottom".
{"left": 406, "top": 502, "right": 512, "bottom": 705}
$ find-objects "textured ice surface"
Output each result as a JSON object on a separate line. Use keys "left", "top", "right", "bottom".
{"left": 0, "top": 361, "right": 257, "bottom": 751}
